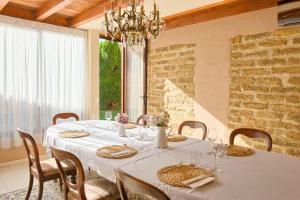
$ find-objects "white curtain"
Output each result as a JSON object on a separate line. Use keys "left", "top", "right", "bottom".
{"left": 126, "top": 47, "right": 145, "bottom": 121}
{"left": 0, "top": 16, "right": 87, "bottom": 148}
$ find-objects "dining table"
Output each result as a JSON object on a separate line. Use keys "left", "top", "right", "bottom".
{"left": 43, "top": 120, "right": 300, "bottom": 200}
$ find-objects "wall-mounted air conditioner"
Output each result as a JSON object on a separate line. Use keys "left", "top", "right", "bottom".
{"left": 278, "top": 0, "right": 300, "bottom": 26}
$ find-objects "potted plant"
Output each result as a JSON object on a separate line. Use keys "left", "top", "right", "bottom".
{"left": 115, "top": 113, "right": 129, "bottom": 137}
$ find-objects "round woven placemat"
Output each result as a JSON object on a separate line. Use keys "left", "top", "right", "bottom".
{"left": 157, "top": 165, "right": 213, "bottom": 187}
{"left": 59, "top": 130, "right": 90, "bottom": 138}
{"left": 124, "top": 123, "right": 138, "bottom": 129}
{"left": 167, "top": 134, "right": 187, "bottom": 142}
{"left": 227, "top": 145, "right": 254, "bottom": 156}
{"left": 96, "top": 145, "right": 138, "bottom": 159}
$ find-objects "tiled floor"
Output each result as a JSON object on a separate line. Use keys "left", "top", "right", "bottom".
{"left": 0, "top": 162, "right": 39, "bottom": 195}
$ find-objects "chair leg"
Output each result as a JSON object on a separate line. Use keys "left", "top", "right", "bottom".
{"left": 64, "top": 186, "right": 69, "bottom": 200}
{"left": 25, "top": 174, "right": 33, "bottom": 200}
{"left": 37, "top": 181, "right": 44, "bottom": 200}
{"left": 59, "top": 177, "right": 63, "bottom": 191}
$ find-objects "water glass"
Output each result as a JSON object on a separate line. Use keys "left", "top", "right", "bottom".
{"left": 202, "top": 153, "right": 216, "bottom": 172}
{"left": 218, "top": 140, "right": 228, "bottom": 158}
{"left": 190, "top": 151, "right": 201, "bottom": 166}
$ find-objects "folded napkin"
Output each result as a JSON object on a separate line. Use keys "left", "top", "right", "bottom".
{"left": 183, "top": 175, "right": 215, "bottom": 189}
{"left": 110, "top": 149, "right": 131, "bottom": 157}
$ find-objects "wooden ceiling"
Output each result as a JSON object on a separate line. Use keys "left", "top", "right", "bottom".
{"left": 0, "top": 0, "right": 278, "bottom": 29}
{"left": 164, "top": 0, "right": 277, "bottom": 30}
{"left": 0, "top": 0, "right": 126, "bottom": 27}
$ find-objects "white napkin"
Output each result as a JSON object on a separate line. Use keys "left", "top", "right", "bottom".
{"left": 110, "top": 149, "right": 131, "bottom": 157}
{"left": 183, "top": 176, "right": 215, "bottom": 189}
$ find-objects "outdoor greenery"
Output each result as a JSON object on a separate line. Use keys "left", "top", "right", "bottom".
{"left": 99, "top": 40, "right": 121, "bottom": 119}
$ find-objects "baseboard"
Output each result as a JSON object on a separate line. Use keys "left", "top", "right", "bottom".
{"left": 0, "top": 155, "right": 48, "bottom": 168}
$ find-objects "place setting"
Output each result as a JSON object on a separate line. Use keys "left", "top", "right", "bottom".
{"left": 96, "top": 144, "right": 138, "bottom": 159}
{"left": 58, "top": 130, "right": 91, "bottom": 138}
{"left": 157, "top": 164, "right": 215, "bottom": 189}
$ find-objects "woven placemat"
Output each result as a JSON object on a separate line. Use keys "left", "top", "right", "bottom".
{"left": 167, "top": 134, "right": 187, "bottom": 142}
{"left": 59, "top": 130, "right": 90, "bottom": 138}
{"left": 227, "top": 145, "right": 254, "bottom": 156}
{"left": 96, "top": 145, "right": 138, "bottom": 159}
{"left": 157, "top": 165, "right": 213, "bottom": 187}
{"left": 124, "top": 123, "right": 138, "bottom": 129}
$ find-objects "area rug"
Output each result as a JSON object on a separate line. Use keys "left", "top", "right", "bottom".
{"left": 0, "top": 171, "right": 99, "bottom": 200}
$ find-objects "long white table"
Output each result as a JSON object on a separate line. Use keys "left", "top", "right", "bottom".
{"left": 43, "top": 120, "right": 300, "bottom": 200}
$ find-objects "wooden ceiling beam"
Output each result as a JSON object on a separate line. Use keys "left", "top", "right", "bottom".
{"left": 70, "top": 0, "right": 144, "bottom": 27}
{"left": 70, "top": 0, "right": 120, "bottom": 27}
{"left": 164, "top": 0, "right": 277, "bottom": 30}
{"left": 1, "top": 4, "right": 70, "bottom": 27}
{"left": 0, "top": 0, "right": 9, "bottom": 12}
{"left": 36, "top": 0, "right": 73, "bottom": 21}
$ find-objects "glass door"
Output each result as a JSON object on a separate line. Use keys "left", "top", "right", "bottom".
{"left": 99, "top": 39, "right": 122, "bottom": 120}
{"left": 125, "top": 46, "right": 146, "bottom": 122}
{"left": 99, "top": 36, "right": 146, "bottom": 122}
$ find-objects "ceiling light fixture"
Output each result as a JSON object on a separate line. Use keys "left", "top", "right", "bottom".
{"left": 103, "top": 0, "right": 166, "bottom": 47}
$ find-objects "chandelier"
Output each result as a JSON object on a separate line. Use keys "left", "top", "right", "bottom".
{"left": 103, "top": 0, "right": 166, "bottom": 47}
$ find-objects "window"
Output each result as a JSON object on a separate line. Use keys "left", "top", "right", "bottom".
{"left": 0, "top": 17, "right": 87, "bottom": 148}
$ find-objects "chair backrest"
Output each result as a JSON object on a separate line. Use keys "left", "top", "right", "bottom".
{"left": 53, "top": 112, "right": 80, "bottom": 125}
{"left": 115, "top": 169, "right": 170, "bottom": 200}
{"left": 51, "top": 147, "right": 86, "bottom": 200}
{"left": 18, "top": 129, "right": 43, "bottom": 176}
{"left": 229, "top": 128, "right": 273, "bottom": 151}
{"left": 136, "top": 115, "right": 151, "bottom": 125}
{"left": 178, "top": 121, "right": 207, "bottom": 140}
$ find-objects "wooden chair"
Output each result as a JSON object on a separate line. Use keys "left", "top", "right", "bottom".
{"left": 53, "top": 112, "right": 80, "bottom": 125}
{"left": 51, "top": 147, "right": 119, "bottom": 200}
{"left": 136, "top": 115, "right": 151, "bottom": 126}
{"left": 115, "top": 168, "right": 170, "bottom": 200}
{"left": 229, "top": 128, "right": 273, "bottom": 151}
{"left": 18, "top": 129, "right": 76, "bottom": 200}
{"left": 178, "top": 121, "right": 207, "bottom": 140}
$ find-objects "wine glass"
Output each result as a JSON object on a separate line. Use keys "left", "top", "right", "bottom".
{"left": 207, "top": 128, "right": 218, "bottom": 143}
{"left": 207, "top": 128, "right": 218, "bottom": 153}
{"left": 105, "top": 111, "right": 112, "bottom": 128}
{"left": 105, "top": 111, "right": 112, "bottom": 121}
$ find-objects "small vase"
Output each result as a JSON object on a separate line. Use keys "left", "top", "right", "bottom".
{"left": 118, "top": 123, "right": 126, "bottom": 137}
{"left": 155, "top": 127, "right": 168, "bottom": 149}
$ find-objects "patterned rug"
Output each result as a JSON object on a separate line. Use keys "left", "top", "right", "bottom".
{"left": 0, "top": 171, "right": 100, "bottom": 200}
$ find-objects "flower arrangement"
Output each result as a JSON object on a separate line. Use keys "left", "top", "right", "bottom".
{"left": 115, "top": 113, "right": 129, "bottom": 124}
{"left": 153, "top": 111, "right": 170, "bottom": 127}
{"left": 106, "top": 101, "right": 118, "bottom": 111}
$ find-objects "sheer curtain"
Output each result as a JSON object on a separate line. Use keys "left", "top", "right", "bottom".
{"left": 126, "top": 47, "right": 145, "bottom": 121}
{"left": 0, "top": 16, "right": 87, "bottom": 148}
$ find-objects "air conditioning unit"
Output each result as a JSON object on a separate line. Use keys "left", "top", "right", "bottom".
{"left": 278, "top": 0, "right": 300, "bottom": 26}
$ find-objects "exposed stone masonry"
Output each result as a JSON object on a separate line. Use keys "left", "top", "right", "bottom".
{"left": 230, "top": 26, "right": 300, "bottom": 156}
{"left": 148, "top": 44, "right": 196, "bottom": 134}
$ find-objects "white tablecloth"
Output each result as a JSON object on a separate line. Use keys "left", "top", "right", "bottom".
{"left": 43, "top": 120, "right": 300, "bottom": 200}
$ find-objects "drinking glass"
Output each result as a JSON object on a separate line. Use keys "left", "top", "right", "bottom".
{"left": 211, "top": 143, "right": 223, "bottom": 173}
{"left": 135, "top": 125, "right": 145, "bottom": 152}
{"left": 207, "top": 128, "right": 218, "bottom": 153}
{"left": 207, "top": 128, "right": 218, "bottom": 143}
{"left": 190, "top": 151, "right": 201, "bottom": 166}
{"left": 105, "top": 111, "right": 112, "bottom": 121}
{"left": 217, "top": 139, "right": 227, "bottom": 158}
{"left": 204, "top": 152, "right": 217, "bottom": 172}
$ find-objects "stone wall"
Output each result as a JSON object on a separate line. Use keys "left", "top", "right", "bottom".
{"left": 230, "top": 26, "right": 300, "bottom": 156}
{"left": 148, "top": 44, "right": 196, "bottom": 134}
